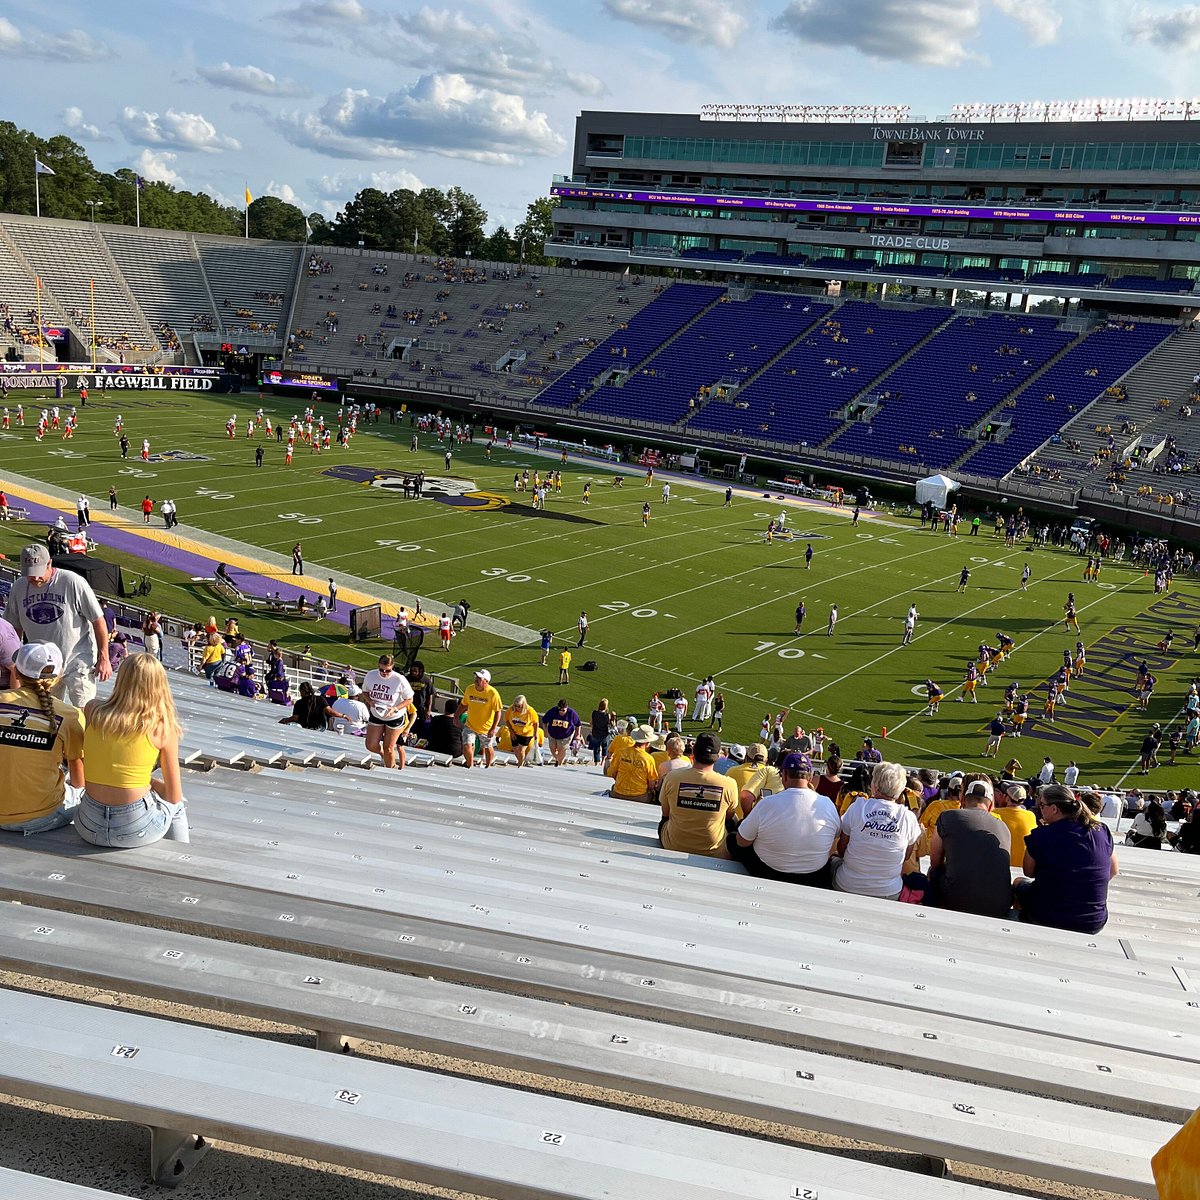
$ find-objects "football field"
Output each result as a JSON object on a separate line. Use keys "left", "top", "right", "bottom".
{"left": 3, "top": 387, "right": 1197, "bottom": 786}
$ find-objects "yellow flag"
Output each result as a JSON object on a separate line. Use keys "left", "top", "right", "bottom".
{"left": 244, "top": 186, "right": 253, "bottom": 206}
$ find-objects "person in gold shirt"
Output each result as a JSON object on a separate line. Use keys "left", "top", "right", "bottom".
{"left": 604, "top": 719, "right": 633, "bottom": 772}
{"left": 659, "top": 732, "right": 739, "bottom": 857}
{"left": 916, "top": 773, "right": 963, "bottom": 856}
{"left": 502, "top": 695, "right": 539, "bottom": 768}
{"left": 606, "top": 723, "right": 659, "bottom": 802}
{"left": 455, "top": 668, "right": 502, "bottom": 768}
{"left": 993, "top": 783, "right": 1038, "bottom": 867}
{"left": 727, "top": 743, "right": 783, "bottom": 819}
{"left": 0, "top": 643, "right": 85, "bottom": 835}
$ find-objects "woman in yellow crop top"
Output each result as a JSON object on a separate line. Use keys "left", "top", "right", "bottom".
{"left": 75, "top": 653, "right": 189, "bottom": 848}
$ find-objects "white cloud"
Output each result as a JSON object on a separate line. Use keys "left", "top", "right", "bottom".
{"left": 197, "top": 62, "right": 310, "bottom": 97}
{"left": 277, "top": 74, "right": 565, "bottom": 164}
{"left": 1128, "top": 5, "right": 1200, "bottom": 52}
{"left": 992, "top": 0, "right": 1060, "bottom": 45}
{"left": 603, "top": 0, "right": 748, "bottom": 48}
{"left": 133, "top": 149, "right": 185, "bottom": 188}
{"left": 563, "top": 71, "right": 608, "bottom": 98}
{"left": 772, "top": 0, "right": 984, "bottom": 66}
{"left": 311, "top": 167, "right": 426, "bottom": 217}
{"left": 61, "top": 105, "right": 107, "bottom": 140}
{"left": 276, "top": 0, "right": 367, "bottom": 22}
{"left": 266, "top": 180, "right": 306, "bottom": 207}
{"left": 306, "top": 6, "right": 607, "bottom": 98}
{"left": 0, "top": 16, "right": 111, "bottom": 61}
{"left": 118, "top": 107, "right": 242, "bottom": 153}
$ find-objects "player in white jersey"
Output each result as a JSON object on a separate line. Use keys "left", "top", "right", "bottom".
{"left": 50, "top": 406, "right": 60, "bottom": 428}
{"left": 141, "top": 438, "right": 151, "bottom": 461}
{"left": 438, "top": 612, "right": 452, "bottom": 650}
{"left": 255, "top": 407, "right": 264, "bottom": 425}
{"left": 14, "top": 404, "right": 23, "bottom": 424}
{"left": 226, "top": 415, "right": 237, "bottom": 438}
{"left": 113, "top": 414, "right": 123, "bottom": 437}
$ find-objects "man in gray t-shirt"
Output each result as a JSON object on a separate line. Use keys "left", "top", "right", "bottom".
{"left": 929, "top": 778, "right": 1012, "bottom": 918}
{"left": 4, "top": 544, "right": 111, "bottom": 705}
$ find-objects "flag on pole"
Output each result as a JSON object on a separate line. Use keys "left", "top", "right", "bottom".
{"left": 244, "top": 185, "right": 253, "bottom": 206}
{"left": 35, "top": 159, "right": 55, "bottom": 176}
{"left": 135, "top": 175, "right": 145, "bottom": 190}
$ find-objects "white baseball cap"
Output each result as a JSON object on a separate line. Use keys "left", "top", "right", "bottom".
{"left": 14, "top": 642, "right": 64, "bottom": 679}
{"left": 474, "top": 668, "right": 491, "bottom": 682}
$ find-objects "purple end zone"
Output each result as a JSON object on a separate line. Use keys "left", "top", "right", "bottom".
{"left": 7, "top": 494, "right": 355, "bottom": 631}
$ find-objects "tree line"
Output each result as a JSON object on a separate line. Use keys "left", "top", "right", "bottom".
{"left": 0, "top": 121, "right": 557, "bottom": 262}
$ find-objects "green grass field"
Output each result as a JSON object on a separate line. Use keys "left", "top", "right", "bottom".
{"left": 3, "top": 387, "right": 1197, "bottom": 787}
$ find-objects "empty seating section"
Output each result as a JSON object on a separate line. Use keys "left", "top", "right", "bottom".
{"left": 1109, "top": 275, "right": 1196, "bottom": 294}
{"left": 831, "top": 314, "right": 1074, "bottom": 468}
{"left": 533, "top": 283, "right": 720, "bottom": 409}
{"left": 102, "top": 230, "right": 214, "bottom": 338}
{"left": 581, "top": 289, "right": 807, "bottom": 423}
{"left": 687, "top": 301, "right": 945, "bottom": 446}
{"left": 0, "top": 229, "right": 59, "bottom": 352}
{"left": 962, "top": 321, "right": 1175, "bottom": 476}
{"left": 201, "top": 240, "right": 299, "bottom": 338}
{"left": 286, "top": 250, "right": 661, "bottom": 397}
{"left": 3, "top": 219, "right": 157, "bottom": 354}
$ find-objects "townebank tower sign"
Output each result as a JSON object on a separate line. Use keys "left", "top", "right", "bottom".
{"left": 871, "top": 126, "right": 987, "bottom": 141}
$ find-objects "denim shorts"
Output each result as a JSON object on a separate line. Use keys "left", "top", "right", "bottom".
{"left": 74, "top": 792, "right": 174, "bottom": 848}
{"left": 0, "top": 791, "right": 80, "bottom": 836}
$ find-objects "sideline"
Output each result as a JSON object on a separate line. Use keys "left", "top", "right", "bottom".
{"left": 0, "top": 469, "right": 537, "bottom": 643}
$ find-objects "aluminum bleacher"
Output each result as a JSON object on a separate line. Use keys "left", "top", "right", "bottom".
{"left": 102, "top": 228, "right": 216, "bottom": 342}
{"left": 287, "top": 248, "right": 660, "bottom": 400}
{"left": 199, "top": 237, "right": 299, "bottom": 339}
{"left": 2, "top": 217, "right": 159, "bottom": 354}
{"left": 0, "top": 652, "right": 1193, "bottom": 1196}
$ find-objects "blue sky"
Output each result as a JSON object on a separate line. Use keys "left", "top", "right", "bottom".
{"left": 2, "top": 1, "right": 1199, "bottom": 232}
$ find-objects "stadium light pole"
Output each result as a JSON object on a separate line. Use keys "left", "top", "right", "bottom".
{"left": 86, "top": 199, "right": 103, "bottom": 225}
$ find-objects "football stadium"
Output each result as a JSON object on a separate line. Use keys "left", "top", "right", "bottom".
{"left": 0, "top": 89, "right": 1198, "bottom": 1199}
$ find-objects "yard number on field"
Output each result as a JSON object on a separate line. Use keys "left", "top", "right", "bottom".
{"left": 600, "top": 600, "right": 675, "bottom": 619}
{"left": 754, "top": 640, "right": 805, "bottom": 660}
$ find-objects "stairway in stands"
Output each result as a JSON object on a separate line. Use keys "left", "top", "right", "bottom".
{"left": 812, "top": 308, "right": 958, "bottom": 450}
{"left": 945, "top": 327, "right": 1089, "bottom": 470}
{"left": 1019, "top": 328, "right": 1200, "bottom": 486}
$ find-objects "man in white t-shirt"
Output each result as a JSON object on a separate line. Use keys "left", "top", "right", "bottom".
{"left": 1038, "top": 757, "right": 1055, "bottom": 786}
{"left": 360, "top": 653, "right": 415, "bottom": 769}
{"left": 326, "top": 693, "right": 369, "bottom": 735}
{"left": 3, "top": 544, "right": 111, "bottom": 705}
{"left": 728, "top": 753, "right": 840, "bottom": 886}
{"left": 832, "top": 761, "right": 922, "bottom": 900}
{"left": 1063, "top": 760, "right": 1079, "bottom": 788}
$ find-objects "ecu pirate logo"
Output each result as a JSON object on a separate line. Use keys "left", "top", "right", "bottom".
{"left": 322, "top": 465, "right": 510, "bottom": 511}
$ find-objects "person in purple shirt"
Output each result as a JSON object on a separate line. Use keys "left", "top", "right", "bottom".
{"left": 1013, "top": 785, "right": 1118, "bottom": 934}
{"left": 0, "top": 617, "right": 20, "bottom": 687}
{"left": 234, "top": 663, "right": 261, "bottom": 700}
{"left": 542, "top": 698, "right": 581, "bottom": 765}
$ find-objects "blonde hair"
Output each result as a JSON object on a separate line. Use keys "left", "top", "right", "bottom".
{"left": 16, "top": 669, "right": 60, "bottom": 727}
{"left": 87, "top": 653, "right": 181, "bottom": 744}
{"left": 509, "top": 694, "right": 529, "bottom": 715}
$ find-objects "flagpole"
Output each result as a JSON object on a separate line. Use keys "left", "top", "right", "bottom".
{"left": 244, "top": 183, "right": 249, "bottom": 240}
{"left": 135, "top": 180, "right": 140, "bottom": 229}
{"left": 35, "top": 170, "right": 40, "bottom": 219}
{"left": 90, "top": 280, "right": 97, "bottom": 368}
